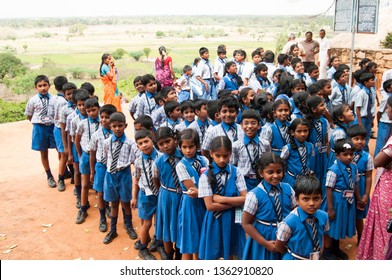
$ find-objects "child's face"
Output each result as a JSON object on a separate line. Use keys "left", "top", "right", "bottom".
{"left": 387, "top": 103, "right": 392, "bottom": 120}
{"left": 332, "top": 58, "right": 340, "bottom": 68}
{"left": 219, "top": 105, "right": 237, "bottom": 125}
{"left": 145, "top": 80, "right": 157, "bottom": 94}
{"left": 134, "top": 123, "right": 142, "bottom": 132}
{"left": 273, "top": 104, "right": 290, "bottom": 122}
{"left": 100, "top": 112, "right": 111, "bottom": 129}
{"left": 311, "top": 101, "right": 327, "bottom": 116}
{"left": 170, "top": 106, "right": 182, "bottom": 120}
{"left": 338, "top": 73, "right": 348, "bottom": 85}
{"left": 294, "top": 63, "right": 304, "bottom": 74}
{"left": 291, "top": 124, "right": 309, "bottom": 143}
{"left": 136, "top": 136, "right": 155, "bottom": 155}
{"left": 86, "top": 106, "right": 99, "bottom": 119}
{"left": 292, "top": 83, "right": 305, "bottom": 93}
{"left": 201, "top": 51, "right": 209, "bottom": 60}
{"left": 252, "top": 54, "right": 262, "bottom": 65}
{"left": 180, "top": 139, "right": 197, "bottom": 159}
{"left": 77, "top": 100, "right": 86, "bottom": 115}
{"left": 157, "top": 137, "right": 176, "bottom": 156}
{"left": 257, "top": 68, "right": 268, "bottom": 78}
{"left": 218, "top": 53, "right": 226, "bottom": 59}
{"left": 196, "top": 105, "right": 208, "bottom": 120}
{"left": 166, "top": 90, "right": 178, "bottom": 102}
{"left": 291, "top": 47, "right": 299, "bottom": 57}
{"left": 336, "top": 150, "right": 355, "bottom": 165}
{"left": 110, "top": 121, "right": 127, "bottom": 138}
{"left": 210, "top": 147, "right": 231, "bottom": 169}
{"left": 242, "top": 90, "right": 255, "bottom": 106}
{"left": 266, "top": 94, "right": 273, "bottom": 103}
{"left": 369, "top": 65, "right": 377, "bottom": 74}
{"left": 64, "top": 89, "right": 74, "bottom": 102}
{"left": 296, "top": 193, "right": 322, "bottom": 215}
{"left": 241, "top": 118, "right": 260, "bottom": 139}
{"left": 310, "top": 69, "right": 320, "bottom": 79}
{"left": 185, "top": 69, "right": 192, "bottom": 77}
{"left": 134, "top": 81, "right": 145, "bottom": 93}
{"left": 234, "top": 53, "right": 245, "bottom": 63}
{"left": 338, "top": 106, "right": 355, "bottom": 123}
{"left": 227, "top": 64, "right": 238, "bottom": 75}
{"left": 351, "top": 135, "right": 366, "bottom": 151}
{"left": 364, "top": 78, "right": 376, "bottom": 88}
{"left": 273, "top": 72, "right": 281, "bottom": 83}
{"left": 259, "top": 163, "right": 284, "bottom": 186}
{"left": 182, "top": 108, "right": 195, "bottom": 123}
{"left": 35, "top": 80, "right": 50, "bottom": 95}
{"left": 322, "top": 83, "right": 332, "bottom": 97}
{"left": 315, "top": 90, "right": 323, "bottom": 98}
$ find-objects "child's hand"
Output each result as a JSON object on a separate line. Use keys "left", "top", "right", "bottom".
{"left": 187, "top": 187, "right": 199, "bottom": 198}
{"left": 90, "top": 173, "right": 94, "bottom": 183}
{"left": 327, "top": 208, "right": 335, "bottom": 221}
{"left": 212, "top": 194, "right": 225, "bottom": 204}
{"left": 361, "top": 194, "right": 369, "bottom": 206}
{"left": 264, "top": 240, "right": 277, "bottom": 253}
{"left": 68, "top": 154, "right": 73, "bottom": 163}
{"left": 131, "top": 198, "right": 137, "bottom": 210}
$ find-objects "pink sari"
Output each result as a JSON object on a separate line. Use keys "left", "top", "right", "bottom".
{"left": 357, "top": 136, "right": 392, "bottom": 259}
{"left": 155, "top": 56, "right": 173, "bottom": 87}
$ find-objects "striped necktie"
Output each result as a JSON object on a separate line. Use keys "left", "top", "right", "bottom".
{"left": 346, "top": 166, "right": 354, "bottom": 204}
{"left": 340, "top": 87, "right": 346, "bottom": 104}
{"left": 192, "top": 158, "right": 202, "bottom": 174}
{"left": 299, "top": 143, "right": 307, "bottom": 175}
{"left": 314, "top": 119, "right": 323, "bottom": 143}
{"left": 229, "top": 125, "right": 238, "bottom": 142}
{"left": 101, "top": 130, "right": 111, "bottom": 165}
{"left": 109, "top": 140, "right": 123, "bottom": 173}
{"left": 200, "top": 122, "right": 207, "bottom": 142}
{"left": 281, "top": 124, "right": 290, "bottom": 144}
{"left": 306, "top": 216, "right": 321, "bottom": 251}
{"left": 168, "top": 156, "right": 181, "bottom": 193}
{"left": 147, "top": 157, "right": 158, "bottom": 195}
{"left": 213, "top": 170, "right": 227, "bottom": 219}
{"left": 40, "top": 96, "right": 48, "bottom": 117}
{"left": 271, "top": 185, "right": 283, "bottom": 222}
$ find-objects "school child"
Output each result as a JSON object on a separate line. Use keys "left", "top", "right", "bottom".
{"left": 175, "top": 129, "right": 209, "bottom": 260}
{"left": 233, "top": 49, "right": 251, "bottom": 83}
{"left": 188, "top": 99, "right": 210, "bottom": 145}
{"left": 68, "top": 89, "right": 90, "bottom": 208}
{"left": 134, "top": 115, "right": 155, "bottom": 139}
{"left": 131, "top": 130, "right": 161, "bottom": 260}
{"left": 201, "top": 96, "right": 244, "bottom": 160}
{"left": 128, "top": 76, "right": 144, "bottom": 120}
{"left": 306, "top": 64, "right": 320, "bottom": 87}
{"left": 206, "top": 100, "right": 221, "bottom": 127}
{"left": 261, "top": 99, "right": 291, "bottom": 156}
{"left": 102, "top": 112, "right": 138, "bottom": 244}
{"left": 316, "top": 79, "right": 334, "bottom": 127}
{"left": 355, "top": 72, "right": 376, "bottom": 152}
{"left": 89, "top": 104, "right": 117, "bottom": 232}
{"left": 291, "top": 91, "right": 309, "bottom": 120}
{"left": 195, "top": 47, "right": 216, "bottom": 100}
{"left": 135, "top": 74, "right": 158, "bottom": 117}
{"left": 242, "top": 152, "right": 296, "bottom": 260}
{"left": 151, "top": 87, "right": 178, "bottom": 130}
{"left": 277, "top": 53, "right": 290, "bottom": 72}
{"left": 350, "top": 69, "right": 365, "bottom": 111}
{"left": 307, "top": 84, "right": 323, "bottom": 98}
{"left": 243, "top": 50, "right": 262, "bottom": 86}
{"left": 292, "top": 60, "right": 310, "bottom": 90}
{"left": 24, "top": 75, "right": 57, "bottom": 188}
{"left": 232, "top": 110, "right": 271, "bottom": 191}
{"left": 280, "top": 118, "right": 315, "bottom": 188}
{"left": 275, "top": 176, "right": 329, "bottom": 260}
{"left": 248, "top": 63, "right": 270, "bottom": 95}
{"left": 74, "top": 97, "right": 101, "bottom": 224}
{"left": 268, "top": 69, "right": 284, "bottom": 97}
{"left": 161, "top": 101, "right": 181, "bottom": 131}
{"left": 236, "top": 87, "right": 256, "bottom": 124}
{"left": 59, "top": 83, "right": 78, "bottom": 184}
{"left": 306, "top": 96, "right": 329, "bottom": 188}
{"left": 175, "top": 65, "right": 193, "bottom": 103}
{"left": 175, "top": 100, "right": 195, "bottom": 132}
{"left": 330, "top": 70, "right": 350, "bottom": 106}
{"left": 326, "top": 56, "right": 340, "bottom": 80}
{"left": 217, "top": 61, "right": 242, "bottom": 96}
{"left": 375, "top": 79, "right": 392, "bottom": 156}
{"left": 327, "top": 104, "right": 355, "bottom": 168}
{"left": 153, "top": 127, "right": 184, "bottom": 260}
{"left": 262, "top": 50, "right": 277, "bottom": 83}
{"left": 52, "top": 76, "right": 70, "bottom": 191}
{"left": 80, "top": 82, "right": 96, "bottom": 99}
{"left": 213, "top": 46, "right": 227, "bottom": 84}
{"left": 198, "top": 136, "right": 247, "bottom": 260}
{"left": 322, "top": 139, "right": 359, "bottom": 260}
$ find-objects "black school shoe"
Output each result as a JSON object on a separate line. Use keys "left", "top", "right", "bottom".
{"left": 125, "top": 226, "right": 138, "bottom": 240}
{"left": 149, "top": 238, "right": 158, "bottom": 252}
{"left": 99, "top": 219, "right": 108, "bottom": 232}
{"left": 138, "top": 248, "right": 156, "bottom": 260}
{"left": 157, "top": 246, "right": 172, "bottom": 260}
{"left": 103, "top": 231, "right": 118, "bottom": 244}
{"left": 75, "top": 210, "right": 88, "bottom": 224}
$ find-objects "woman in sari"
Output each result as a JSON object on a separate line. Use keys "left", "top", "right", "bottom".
{"left": 357, "top": 95, "right": 392, "bottom": 260}
{"left": 99, "top": 53, "right": 121, "bottom": 112}
{"left": 155, "top": 46, "right": 176, "bottom": 87}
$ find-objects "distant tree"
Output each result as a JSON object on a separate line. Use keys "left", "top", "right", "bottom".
{"left": 112, "top": 48, "right": 126, "bottom": 60}
{"left": 69, "top": 24, "right": 87, "bottom": 36}
{"left": 0, "top": 53, "right": 27, "bottom": 80}
{"left": 129, "top": 51, "right": 144, "bottom": 62}
{"left": 22, "top": 44, "right": 28, "bottom": 53}
{"left": 143, "top": 48, "right": 151, "bottom": 61}
{"left": 155, "top": 31, "right": 165, "bottom": 38}
{"left": 381, "top": 32, "right": 392, "bottom": 49}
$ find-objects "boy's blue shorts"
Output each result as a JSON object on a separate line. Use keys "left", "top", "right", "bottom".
{"left": 93, "top": 162, "right": 106, "bottom": 193}
{"left": 71, "top": 142, "right": 79, "bottom": 163}
{"left": 32, "top": 124, "right": 56, "bottom": 151}
{"left": 104, "top": 167, "right": 132, "bottom": 203}
{"left": 137, "top": 189, "right": 157, "bottom": 220}
{"left": 53, "top": 126, "right": 64, "bottom": 153}
{"left": 79, "top": 150, "right": 90, "bottom": 175}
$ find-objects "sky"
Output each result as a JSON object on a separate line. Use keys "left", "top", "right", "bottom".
{"left": 0, "top": 0, "right": 336, "bottom": 18}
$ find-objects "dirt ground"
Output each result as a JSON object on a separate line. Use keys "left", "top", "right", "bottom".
{"left": 0, "top": 103, "right": 371, "bottom": 260}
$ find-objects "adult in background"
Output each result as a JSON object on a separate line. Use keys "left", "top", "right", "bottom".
{"left": 155, "top": 46, "right": 176, "bottom": 88}
{"left": 281, "top": 32, "right": 306, "bottom": 58}
{"left": 99, "top": 53, "right": 121, "bottom": 112}
{"left": 318, "top": 29, "right": 331, "bottom": 79}
{"left": 300, "top": 31, "right": 319, "bottom": 73}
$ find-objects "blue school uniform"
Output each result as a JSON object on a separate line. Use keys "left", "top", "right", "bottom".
{"left": 176, "top": 156, "right": 208, "bottom": 254}
{"left": 327, "top": 124, "right": 348, "bottom": 168}
{"left": 154, "top": 148, "right": 183, "bottom": 243}
{"left": 198, "top": 163, "right": 246, "bottom": 260}
{"left": 353, "top": 150, "right": 372, "bottom": 219}
{"left": 236, "top": 104, "right": 250, "bottom": 124}
{"left": 266, "top": 119, "right": 291, "bottom": 155}
{"left": 281, "top": 139, "right": 315, "bottom": 188}
{"left": 242, "top": 181, "right": 294, "bottom": 260}
{"left": 324, "top": 160, "right": 357, "bottom": 240}
{"left": 222, "top": 73, "right": 241, "bottom": 91}
{"left": 279, "top": 207, "right": 329, "bottom": 260}
{"left": 308, "top": 117, "right": 328, "bottom": 187}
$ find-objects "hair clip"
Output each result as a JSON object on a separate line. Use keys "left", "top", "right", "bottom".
{"left": 343, "top": 143, "right": 352, "bottom": 149}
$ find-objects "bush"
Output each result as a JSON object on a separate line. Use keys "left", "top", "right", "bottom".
{"left": 381, "top": 32, "right": 392, "bottom": 49}
{"left": 0, "top": 99, "right": 27, "bottom": 123}
{"left": 6, "top": 72, "right": 37, "bottom": 95}
{"left": 128, "top": 51, "right": 144, "bottom": 62}
{"left": 34, "top": 31, "right": 51, "bottom": 38}
{"left": 0, "top": 53, "right": 27, "bottom": 80}
{"left": 68, "top": 67, "right": 86, "bottom": 79}
{"left": 155, "top": 31, "right": 165, "bottom": 38}
{"left": 112, "top": 48, "right": 127, "bottom": 60}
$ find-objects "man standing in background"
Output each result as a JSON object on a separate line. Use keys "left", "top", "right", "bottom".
{"left": 300, "top": 31, "right": 319, "bottom": 73}
{"left": 318, "top": 29, "right": 331, "bottom": 79}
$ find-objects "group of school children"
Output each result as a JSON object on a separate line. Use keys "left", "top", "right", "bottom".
{"left": 24, "top": 44, "right": 392, "bottom": 261}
